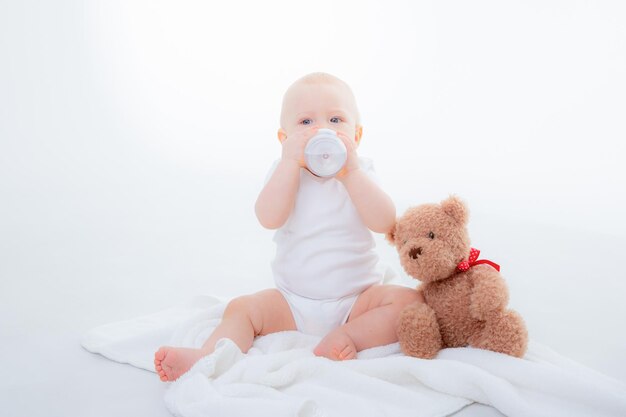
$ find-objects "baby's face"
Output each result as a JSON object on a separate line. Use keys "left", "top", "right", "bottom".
{"left": 279, "top": 81, "right": 361, "bottom": 144}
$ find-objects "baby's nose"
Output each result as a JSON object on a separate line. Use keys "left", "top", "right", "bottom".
{"left": 409, "top": 247, "right": 422, "bottom": 260}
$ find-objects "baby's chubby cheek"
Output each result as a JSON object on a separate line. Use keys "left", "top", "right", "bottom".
{"left": 330, "top": 124, "right": 356, "bottom": 139}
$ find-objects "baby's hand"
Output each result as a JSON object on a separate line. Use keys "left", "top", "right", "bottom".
{"left": 281, "top": 126, "right": 319, "bottom": 168}
{"left": 335, "top": 131, "right": 360, "bottom": 179}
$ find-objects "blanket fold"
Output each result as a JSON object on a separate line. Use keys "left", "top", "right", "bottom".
{"left": 81, "top": 296, "right": 626, "bottom": 417}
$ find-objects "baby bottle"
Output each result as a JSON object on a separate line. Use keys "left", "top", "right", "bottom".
{"left": 304, "top": 128, "right": 347, "bottom": 178}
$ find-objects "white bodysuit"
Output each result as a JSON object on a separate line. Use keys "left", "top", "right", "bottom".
{"left": 266, "top": 157, "right": 384, "bottom": 336}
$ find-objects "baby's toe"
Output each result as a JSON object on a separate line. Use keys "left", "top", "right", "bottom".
{"left": 154, "top": 347, "right": 169, "bottom": 361}
{"left": 339, "top": 345, "right": 356, "bottom": 360}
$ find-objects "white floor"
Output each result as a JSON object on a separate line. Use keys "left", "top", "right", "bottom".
{"left": 1, "top": 208, "right": 625, "bottom": 417}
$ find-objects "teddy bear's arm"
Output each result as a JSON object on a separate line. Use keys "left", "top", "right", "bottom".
{"left": 415, "top": 284, "right": 426, "bottom": 298}
{"left": 469, "top": 266, "right": 509, "bottom": 321}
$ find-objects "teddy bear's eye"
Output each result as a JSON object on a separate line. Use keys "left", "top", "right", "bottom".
{"left": 428, "top": 231, "right": 435, "bottom": 239}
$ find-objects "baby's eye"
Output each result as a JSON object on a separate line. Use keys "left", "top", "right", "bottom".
{"left": 330, "top": 116, "right": 342, "bottom": 123}
{"left": 428, "top": 232, "right": 435, "bottom": 239}
{"left": 301, "top": 118, "right": 313, "bottom": 125}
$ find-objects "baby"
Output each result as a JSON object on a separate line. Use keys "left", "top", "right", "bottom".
{"left": 154, "top": 72, "right": 422, "bottom": 382}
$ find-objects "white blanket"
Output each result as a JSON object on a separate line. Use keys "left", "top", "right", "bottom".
{"left": 82, "top": 295, "right": 626, "bottom": 417}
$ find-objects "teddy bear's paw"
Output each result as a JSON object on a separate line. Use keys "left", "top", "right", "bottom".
{"left": 396, "top": 302, "right": 443, "bottom": 359}
{"left": 470, "top": 310, "right": 528, "bottom": 358}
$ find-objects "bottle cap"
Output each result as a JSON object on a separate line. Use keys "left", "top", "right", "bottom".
{"left": 304, "top": 129, "right": 347, "bottom": 177}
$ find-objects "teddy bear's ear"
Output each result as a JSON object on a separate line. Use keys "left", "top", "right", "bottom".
{"left": 385, "top": 222, "right": 397, "bottom": 245}
{"left": 441, "top": 195, "right": 468, "bottom": 225}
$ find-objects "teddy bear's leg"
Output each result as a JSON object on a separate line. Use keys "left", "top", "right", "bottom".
{"left": 470, "top": 310, "right": 528, "bottom": 358}
{"left": 396, "top": 301, "right": 442, "bottom": 358}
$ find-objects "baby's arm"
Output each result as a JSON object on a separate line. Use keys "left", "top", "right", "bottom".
{"left": 335, "top": 131, "right": 396, "bottom": 234}
{"left": 255, "top": 159, "right": 300, "bottom": 229}
{"left": 338, "top": 168, "right": 396, "bottom": 233}
{"left": 255, "top": 126, "right": 319, "bottom": 229}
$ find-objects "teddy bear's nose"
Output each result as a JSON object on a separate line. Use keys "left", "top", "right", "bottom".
{"left": 409, "top": 247, "right": 422, "bottom": 260}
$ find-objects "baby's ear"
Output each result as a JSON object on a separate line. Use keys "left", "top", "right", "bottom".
{"left": 385, "top": 222, "right": 397, "bottom": 245}
{"left": 441, "top": 195, "right": 468, "bottom": 225}
{"left": 355, "top": 125, "right": 363, "bottom": 145}
{"left": 277, "top": 128, "right": 287, "bottom": 143}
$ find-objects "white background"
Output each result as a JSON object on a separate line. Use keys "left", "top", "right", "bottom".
{"left": 1, "top": 1, "right": 625, "bottom": 414}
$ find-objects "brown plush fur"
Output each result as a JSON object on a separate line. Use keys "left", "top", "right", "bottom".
{"left": 388, "top": 196, "right": 528, "bottom": 359}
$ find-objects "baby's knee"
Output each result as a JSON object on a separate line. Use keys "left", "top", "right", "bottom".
{"left": 222, "top": 295, "right": 263, "bottom": 336}
{"left": 393, "top": 287, "right": 424, "bottom": 308}
{"left": 224, "top": 295, "right": 254, "bottom": 318}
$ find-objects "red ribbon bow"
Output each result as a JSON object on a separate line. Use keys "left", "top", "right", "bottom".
{"left": 456, "top": 248, "right": 500, "bottom": 272}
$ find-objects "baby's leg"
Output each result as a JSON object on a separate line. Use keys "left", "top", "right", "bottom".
{"left": 314, "top": 285, "right": 422, "bottom": 360}
{"left": 155, "top": 289, "right": 296, "bottom": 381}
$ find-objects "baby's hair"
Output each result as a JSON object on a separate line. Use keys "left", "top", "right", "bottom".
{"left": 296, "top": 72, "right": 349, "bottom": 86}
{"left": 281, "top": 72, "right": 361, "bottom": 126}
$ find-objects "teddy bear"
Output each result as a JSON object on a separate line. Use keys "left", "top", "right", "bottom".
{"left": 386, "top": 195, "right": 528, "bottom": 359}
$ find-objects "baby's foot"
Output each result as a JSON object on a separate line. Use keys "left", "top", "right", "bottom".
{"left": 313, "top": 328, "right": 357, "bottom": 361}
{"left": 154, "top": 346, "right": 207, "bottom": 382}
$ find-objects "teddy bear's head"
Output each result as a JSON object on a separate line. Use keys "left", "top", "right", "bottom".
{"left": 387, "top": 196, "right": 471, "bottom": 283}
